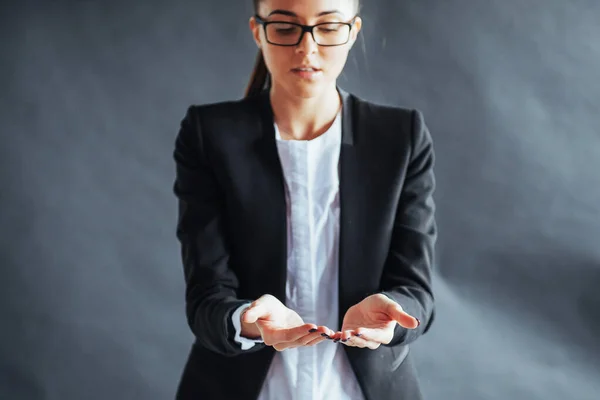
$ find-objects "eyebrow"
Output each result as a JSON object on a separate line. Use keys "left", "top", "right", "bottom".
{"left": 267, "top": 9, "right": 343, "bottom": 18}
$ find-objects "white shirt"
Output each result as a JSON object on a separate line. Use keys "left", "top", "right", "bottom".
{"left": 231, "top": 111, "right": 366, "bottom": 400}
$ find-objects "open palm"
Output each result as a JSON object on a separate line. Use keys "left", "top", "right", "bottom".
{"left": 343, "top": 300, "right": 397, "bottom": 330}
{"left": 336, "top": 294, "right": 419, "bottom": 348}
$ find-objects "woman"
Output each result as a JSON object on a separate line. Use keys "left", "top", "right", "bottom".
{"left": 172, "top": 0, "right": 437, "bottom": 399}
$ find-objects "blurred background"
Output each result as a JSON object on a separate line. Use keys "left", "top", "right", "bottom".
{"left": 1, "top": 0, "right": 599, "bottom": 399}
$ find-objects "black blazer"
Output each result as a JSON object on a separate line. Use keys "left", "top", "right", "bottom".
{"left": 172, "top": 87, "right": 437, "bottom": 400}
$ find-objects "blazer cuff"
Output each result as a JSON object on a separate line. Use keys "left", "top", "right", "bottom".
{"left": 231, "top": 302, "right": 265, "bottom": 350}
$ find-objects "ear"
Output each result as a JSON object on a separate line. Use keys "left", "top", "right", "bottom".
{"left": 249, "top": 16, "right": 262, "bottom": 48}
{"left": 348, "top": 16, "right": 362, "bottom": 47}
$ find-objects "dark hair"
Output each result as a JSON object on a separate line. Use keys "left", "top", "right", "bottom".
{"left": 244, "top": 0, "right": 361, "bottom": 98}
{"left": 244, "top": 50, "right": 270, "bottom": 98}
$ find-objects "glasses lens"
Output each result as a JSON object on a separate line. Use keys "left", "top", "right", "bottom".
{"left": 266, "top": 23, "right": 303, "bottom": 45}
{"left": 313, "top": 23, "right": 351, "bottom": 45}
{"left": 266, "top": 22, "right": 350, "bottom": 45}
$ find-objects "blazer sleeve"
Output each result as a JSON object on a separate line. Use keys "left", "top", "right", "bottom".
{"left": 381, "top": 109, "right": 437, "bottom": 347}
{"left": 173, "top": 105, "right": 266, "bottom": 356}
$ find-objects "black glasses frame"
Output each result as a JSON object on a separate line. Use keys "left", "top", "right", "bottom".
{"left": 254, "top": 14, "right": 357, "bottom": 47}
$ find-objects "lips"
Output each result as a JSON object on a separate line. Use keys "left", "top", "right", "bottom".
{"left": 292, "top": 66, "right": 321, "bottom": 72}
{"left": 291, "top": 65, "right": 323, "bottom": 80}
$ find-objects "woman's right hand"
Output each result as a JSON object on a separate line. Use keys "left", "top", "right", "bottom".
{"left": 241, "top": 294, "right": 334, "bottom": 351}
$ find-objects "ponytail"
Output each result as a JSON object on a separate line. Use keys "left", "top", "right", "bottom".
{"left": 244, "top": 50, "right": 269, "bottom": 98}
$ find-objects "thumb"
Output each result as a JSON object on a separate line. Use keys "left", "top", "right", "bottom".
{"left": 242, "top": 300, "right": 271, "bottom": 324}
{"left": 379, "top": 295, "right": 419, "bottom": 329}
{"left": 387, "top": 304, "right": 419, "bottom": 329}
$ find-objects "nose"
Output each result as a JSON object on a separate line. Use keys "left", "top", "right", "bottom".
{"left": 295, "top": 30, "right": 318, "bottom": 54}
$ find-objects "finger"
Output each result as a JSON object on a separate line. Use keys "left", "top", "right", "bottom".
{"left": 316, "top": 325, "right": 336, "bottom": 339}
{"left": 272, "top": 330, "right": 324, "bottom": 351}
{"left": 386, "top": 303, "right": 419, "bottom": 329}
{"left": 303, "top": 325, "right": 336, "bottom": 343}
{"left": 271, "top": 325, "right": 334, "bottom": 349}
{"left": 304, "top": 335, "right": 329, "bottom": 346}
{"left": 342, "top": 335, "right": 367, "bottom": 348}
{"left": 243, "top": 294, "right": 283, "bottom": 323}
{"left": 329, "top": 327, "right": 350, "bottom": 341}
{"left": 297, "top": 331, "right": 330, "bottom": 346}
{"left": 349, "top": 324, "right": 395, "bottom": 344}
{"left": 344, "top": 335, "right": 380, "bottom": 350}
{"left": 295, "top": 325, "right": 335, "bottom": 345}
{"left": 258, "top": 321, "right": 317, "bottom": 345}
{"left": 336, "top": 329, "right": 361, "bottom": 346}
{"left": 242, "top": 304, "right": 268, "bottom": 324}
{"left": 335, "top": 330, "right": 354, "bottom": 343}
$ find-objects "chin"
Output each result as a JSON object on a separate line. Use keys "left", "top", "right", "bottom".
{"left": 293, "top": 88, "right": 321, "bottom": 99}
{"left": 287, "top": 81, "right": 330, "bottom": 99}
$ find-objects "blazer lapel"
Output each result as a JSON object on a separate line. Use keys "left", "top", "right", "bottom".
{"left": 337, "top": 88, "right": 365, "bottom": 329}
{"left": 252, "top": 91, "right": 289, "bottom": 303}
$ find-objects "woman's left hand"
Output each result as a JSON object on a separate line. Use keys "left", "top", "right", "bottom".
{"left": 332, "top": 294, "right": 419, "bottom": 349}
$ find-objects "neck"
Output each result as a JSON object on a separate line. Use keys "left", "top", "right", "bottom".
{"left": 269, "top": 83, "right": 342, "bottom": 141}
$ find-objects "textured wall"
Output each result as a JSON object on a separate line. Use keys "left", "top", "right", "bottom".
{"left": 1, "top": 0, "right": 599, "bottom": 399}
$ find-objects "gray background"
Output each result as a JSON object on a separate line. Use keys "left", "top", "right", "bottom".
{"left": 1, "top": 0, "right": 599, "bottom": 399}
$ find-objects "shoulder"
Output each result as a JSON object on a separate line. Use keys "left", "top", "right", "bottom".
{"left": 184, "top": 94, "right": 262, "bottom": 127}
{"left": 177, "top": 94, "right": 266, "bottom": 154}
{"left": 350, "top": 92, "right": 413, "bottom": 117}
{"left": 347, "top": 92, "right": 430, "bottom": 148}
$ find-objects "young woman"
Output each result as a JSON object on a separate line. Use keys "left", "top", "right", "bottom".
{"left": 172, "top": 0, "right": 437, "bottom": 399}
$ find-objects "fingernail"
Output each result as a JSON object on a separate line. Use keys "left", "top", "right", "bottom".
{"left": 308, "top": 328, "right": 318, "bottom": 333}
{"left": 354, "top": 333, "right": 362, "bottom": 337}
{"left": 415, "top": 318, "right": 421, "bottom": 327}
{"left": 342, "top": 339, "right": 348, "bottom": 342}
{"left": 321, "top": 333, "right": 330, "bottom": 338}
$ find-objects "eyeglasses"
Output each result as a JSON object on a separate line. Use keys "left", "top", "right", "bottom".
{"left": 254, "top": 15, "right": 357, "bottom": 47}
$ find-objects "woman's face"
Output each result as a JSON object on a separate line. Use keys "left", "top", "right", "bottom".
{"left": 250, "top": 0, "right": 362, "bottom": 99}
